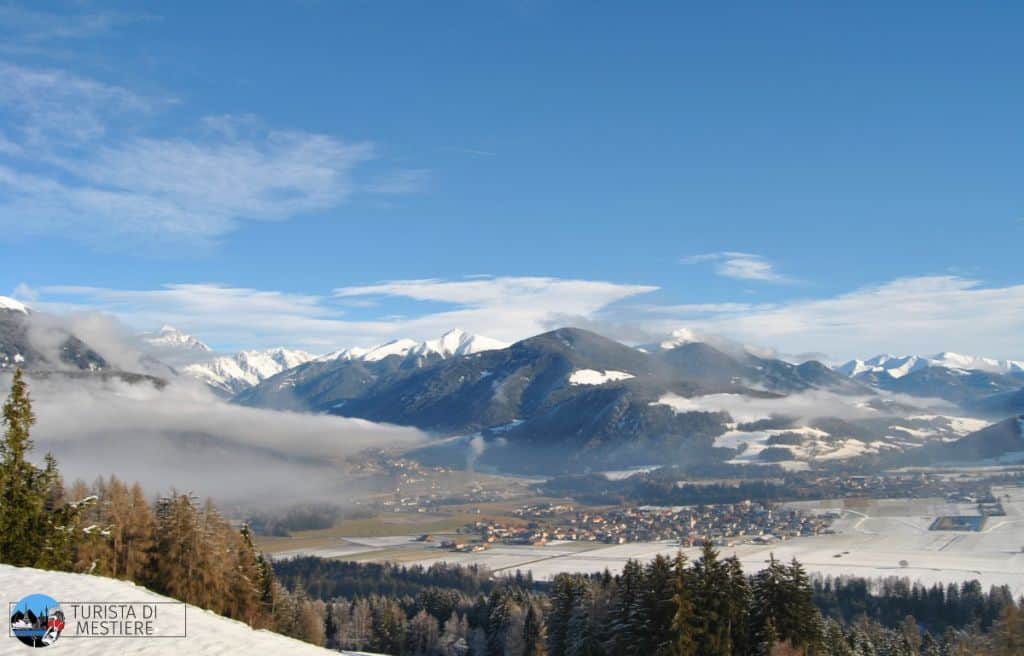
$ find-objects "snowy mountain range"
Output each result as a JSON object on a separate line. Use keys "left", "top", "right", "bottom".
{"left": 320, "top": 329, "right": 508, "bottom": 364}
{"left": 182, "top": 348, "right": 318, "bottom": 396}
{"left": 837, "top": 352, "right": 1024, "bottom": 378}
{"left": 171, "top": 328, "right": 508, "bottom": 396}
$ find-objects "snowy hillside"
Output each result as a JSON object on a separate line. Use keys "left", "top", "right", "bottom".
{"left": 0, "top": 564, "right": 338, "bottom": 656}
{"left": 183, "top": 348, "right": 317, "bottom": 396}
{"left": 838, "top": 352, "right": 1024, "bottom": 377}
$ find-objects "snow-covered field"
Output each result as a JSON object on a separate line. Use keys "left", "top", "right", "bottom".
{"left": 0, "top": 565, "right": 337, "bottom": 655}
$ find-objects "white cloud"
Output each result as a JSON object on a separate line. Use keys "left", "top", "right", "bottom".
{"left": 0, "top": 61, "right": 155, "bottom": 147}
{"left": 0, "top": 5, "right": 141, "bottom": 45}
{"left": 7, "top": 372, "right": 424, "bottom": 507}
{"left": 0, "top": 62, "right": 402, "bottom": 246}
{"left": 645, "top": 276, "right": 1024, "bottom": 361}
{"left": 29, "top": 277, "right": 658, "bottom": 352}
{"left": 683, "top": 251, "right": 791, "bottom": 283}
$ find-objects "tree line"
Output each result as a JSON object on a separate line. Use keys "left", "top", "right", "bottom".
{"left": 276, "top": 547, "right": 1024, "bottom": 656}
{"left": 0, "top": 369, "right": 326, "bottom": 643}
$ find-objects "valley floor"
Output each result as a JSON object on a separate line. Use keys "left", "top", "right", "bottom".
{"left": 268, "top": 486, "right": 1024, "bottom": 598}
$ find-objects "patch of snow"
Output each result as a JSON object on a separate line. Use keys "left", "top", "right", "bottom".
{"left": 602, "top": 465, "right": 663, "bottom": 480}
{"left": 568, "top": 369, "right": 635, "bottom": 385}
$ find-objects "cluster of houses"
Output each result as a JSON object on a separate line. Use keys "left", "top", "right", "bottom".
{"left": 454, "top": 501, "right": 835, "bottom": 548}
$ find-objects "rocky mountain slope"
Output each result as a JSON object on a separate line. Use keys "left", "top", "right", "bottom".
{"left": 0, "top": 297, "right": 108, "bottom": 372}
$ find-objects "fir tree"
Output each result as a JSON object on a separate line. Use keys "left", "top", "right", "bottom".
{"left": 638, "top": 554, "right": 677, "bottom": 655}
{"left": 669, "top": 552, "right": 696, "bottom": 656}
{"left": 523, "top": 602, "right": 547, "bottom": 656}
{"left": 0, "top": 369, "right": 48, "bottom": 565}
{"left": 608, "top": 559, "right": 644, "bottom": 655}
{"left": 690, "top": 542, "right": 733, "bottom": 656}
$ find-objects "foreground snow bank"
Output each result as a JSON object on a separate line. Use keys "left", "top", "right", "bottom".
{"left": 0, "top": 564, "right": 337, "bottom": 655}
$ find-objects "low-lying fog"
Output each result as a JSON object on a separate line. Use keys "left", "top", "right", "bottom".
{"left": 2, "top": 372, "right": 425, "bottom": 509}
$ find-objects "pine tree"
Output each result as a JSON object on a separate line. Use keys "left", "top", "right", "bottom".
{"left": 781, "top": 557, "right": 823, "bottom": 651}
{"left": 548, "top": 574, "right": 578, "bottom": 656}
{"left": 0, "top": 369, "right": 48, "bottom": 565}
{"left": 690, "top": 542, "right": 733, "bottom": 656}
{"left": 566, "top": 586, "right": 605, "bottom": 656}
{"left": 608, "top": 560, "right": 644, "bottom": 656}
{"left": 723, "top": 555, "right": 751, "bottom": 655}
{"left": 669, "top": 552, "right": 696, "bottom": 656}
{"left": 524, "top": 602, "right": 547, "bottom": 656}
{"left": 639, "top": 554, "right": 677, "bottom": 655}
{"left": 487, "top": 589, "right": 513, "bottom": 656}
{"left": 751, "top": 554, "right": 787, "bottom": 654}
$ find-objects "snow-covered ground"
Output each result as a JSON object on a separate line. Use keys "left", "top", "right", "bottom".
{"left": 0, "top": 565, "right": 338, "bottom": 655}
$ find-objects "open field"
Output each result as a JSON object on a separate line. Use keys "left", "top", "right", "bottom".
{"left": 266, "top": 486, "right": 1024, "bottom": 597}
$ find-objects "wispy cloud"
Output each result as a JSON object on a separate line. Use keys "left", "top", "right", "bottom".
{"left": 641, "top": 276, "right": 1024, "bottom": 361}
{"left": 682, "top": 251, "right": 791, "bottom": 283}
{"left": 0, "top": 61, "right": 410, "bottom": 247}
{"left": 0, "top": 4, "right": 147, "bottom": 48}
{"left": 25, "top": 276, "right": 658, "bottom": 351}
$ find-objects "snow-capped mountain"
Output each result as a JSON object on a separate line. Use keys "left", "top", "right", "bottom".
{"left": 838, "top": 352, "right": 1024, "bottom": 377}
{"left": 139, "top": 325, "right": 211, "bottom": 353}
{"left": 320, "top": 329, "right": 508, "bottom": 364}
{"left": 179, "top": 329, "right": 506, "bottom": 396}
{"left": 183, "top": 348, "right": 317, "bottom": 396}
{"left": 0, "top": 295, "right": 30, "bottom": 314}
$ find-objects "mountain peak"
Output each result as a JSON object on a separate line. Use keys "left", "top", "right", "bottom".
{"left": 0, "top": 296, "right": 30, "bottom": 314}
{"left": 140, "top": 325, "right": 211, "bottom": 353}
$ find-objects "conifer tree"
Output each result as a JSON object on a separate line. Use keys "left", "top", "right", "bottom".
{"left": 0, "top": 369, "right": 48, "bottom": 565}
{"left": 690, "top": 542, "right": 733, "bottom": 656}
{"left": 669, "top": 552, "right": 696, "bottom": 656}
{"left": 723, "top": 555, "right": 752, "bottom": 655}
{"left": 639, "top": 554, "right": 677, "bottom": 655}
{"left": 547, "top": 574, "right": 578, "bottom": 656}
{"left": 608, "top": 560, "right": 644, "bottom": 655}
{"left": 523, "top": 602, "right": 547, "bottom": 656}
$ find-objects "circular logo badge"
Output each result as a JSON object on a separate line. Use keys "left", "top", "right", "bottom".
{"left": 10, "top": 594, "right": 64, "bottom": 648}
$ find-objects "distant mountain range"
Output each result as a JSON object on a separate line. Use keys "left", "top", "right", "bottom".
{"left": 3, "top": 294, "right": 1024, "bottom": 474}
{"left": 838, "top": 352, "right": 1024, "bottom": 377}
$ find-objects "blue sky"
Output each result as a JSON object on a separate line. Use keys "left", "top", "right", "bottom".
{"left": 0, "top": 2, "right": 1022, "bottom": 358}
